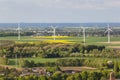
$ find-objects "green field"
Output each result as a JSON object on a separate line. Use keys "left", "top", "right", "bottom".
{"left": 8, "top": 57, "right": 120, "bottom": 66}
{"left": 0, "top": 36, "right": 120, "bottom": 46}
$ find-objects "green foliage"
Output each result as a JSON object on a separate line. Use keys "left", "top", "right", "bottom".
{"left": 81, "top": 71, "right": 88, "bottom": 80}
{"left": 9, "top": 57, "right": 120, "bottom": 69}
{"left": 39, "top": 75, "right": 47, "bottom": 80}
{"left": 74, "top": 73, "right": 82, "bottom": 80}
{"left": 55, "top": 65, "right": 61, "bottom": 71}
{"left": 114, "top": 61, "right": 119, "bottom": 73}
{"left": 0, "top": 41, "right": 108, "bottom": 58}
{"left": 100, "top": 77, "right": 107, "bottom": 80}
{"left": 56, "top": 59, "right": 84, "bottom": 66}
{"left": 66, "top": 75, "right": 75, "bottom": 80}
{"left": 0, "top": 57, "right": 8, "bottom": 65}
{"left": 115, "top": 72, "right": 120, "bottom": 78}
{"left": 52, "top": 71, "right": 62, "bottom": 80}
{"left": 88, "top": 72, "right": 102, "bottom": 80}
{"left": 61, "top": 74, "right": 68, "bottom": 80}
{"left": 21, "top": 60, "right": 36, "bottom": 68}
{"left": 46, "top": 67, "right": 56, "bottom": 73}
{"left": 1, "top": 67, "right": 120, "bottom": 80}
{"left": 101, "top": 70, "right": 109, "bottom": 79}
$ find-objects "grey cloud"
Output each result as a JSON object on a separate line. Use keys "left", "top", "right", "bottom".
{"left": 0, "top": 0, "right": 120, "bottom": 22}
{"left": 1, "top": 0, "right": 120, "bottom": 10}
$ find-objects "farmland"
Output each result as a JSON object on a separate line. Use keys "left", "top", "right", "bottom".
{"left": 0, "top": 36, "right": 120, "bottom": 46}
{"left": 0, "top": 35, "right": 120, "bottom": 79}
{"left": 1, "top": 35, "right": 120, "bottom": 67}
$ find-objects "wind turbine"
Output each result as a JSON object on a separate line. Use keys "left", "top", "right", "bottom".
{"left": 51, "top": 26, "right": 56, "bottom": 40}
{"left": 64, "top": 26, "right": 86, "bottom": 45}
{"left": 105, "top": 24, "right": 113, "bottom": 43}
{"left": 16, "top": 23, "right": 21, "bottom": 40}
{"left": 81, "top": 26, "right": 86, "bottom": 45}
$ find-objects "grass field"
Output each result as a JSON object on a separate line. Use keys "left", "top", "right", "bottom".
{"left": 8, "top": 57, "right": 120, "bottom": 66}
{"left": 0, "top": 36, "right": 120, "bottom": 46}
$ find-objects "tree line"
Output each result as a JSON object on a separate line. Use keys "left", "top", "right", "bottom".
{"left": 1, "top": 41, "right": 120, "bottom": 58}
{"left": 0, "top": 41, "right": 107, "bottom": 58}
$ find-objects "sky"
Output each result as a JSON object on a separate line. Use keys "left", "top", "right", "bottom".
{"left": 0, "top": 0, "right": 120, "bottom": 23}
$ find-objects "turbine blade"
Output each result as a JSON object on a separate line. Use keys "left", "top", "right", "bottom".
{"left": 110, "top": 29, "right": 113, "bottom": 32}
{"left": 104, "top": 30, "right": 108, "bottom": 33}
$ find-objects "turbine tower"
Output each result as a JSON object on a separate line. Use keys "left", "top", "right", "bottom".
{"left": 51, "top": 26, "right": 56, "bottom": 40}
{"left": 81, "top": 26, "right": 86, "bottom": 45}
{"left": 105, "top": 24, "right": 113, "bottom": 43}
{"left": 16, "top": 23, "right": 21, "bottom": 40}
{"left": 65, "top": 26, "right": 86, "bottom": 45}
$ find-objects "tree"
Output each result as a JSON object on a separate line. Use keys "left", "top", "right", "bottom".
{"left": 114, "top": 61, "right": 119, "bottom": 73}
{"left": 39, "top": 75, "right": 47, "bottom": 80}
{"left": 61, "top": 74, "right": 68, "bottom": 80}
{"left": 81, "top": 71, "right": 88, "bottom": 80}
{"left": 100, "top": 77, "right": 107, "bottom": 80}
{"left": 88, "top": 72, "right": 97, "bottom": 80}
{"left": 74, "top": 73, "right": 82, "bottom": 80}
{"left": 66, "top": 75, "right": 75, "bottom": 80}
{"left": 0, "top": 57, "right": 8, "bottom": 65}
{"left": 52, "top": 71, "right": 62, "bottom": 80}
{"left": 55, "top": 65, "right": 61, "bottom": 71}
{"left": 102, "top": 70, "right": 109, "bottom": 79}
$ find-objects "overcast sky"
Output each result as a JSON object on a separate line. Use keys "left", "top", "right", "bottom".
{"left": 0, "top": 0, "right": 120, "bottom": 23}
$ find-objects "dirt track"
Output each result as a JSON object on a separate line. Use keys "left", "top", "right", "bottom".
{"left": 99, "top": 41, "right": 120, "bottom": 44}
{"left": 61, "top": 66, "right": 97, "bottom": 71}
{"left": 108, "top": 46, "right": 120, "bottom": 50}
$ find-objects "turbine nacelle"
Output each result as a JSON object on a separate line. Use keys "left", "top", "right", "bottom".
{"left": 16, "top": 23, "right": 22, "bottom": 31}
{"left": 51, "top": 26, "right": 56, "bottom": 29}
{"left": 105, "top": 24, "right": 113, "bottom": 33}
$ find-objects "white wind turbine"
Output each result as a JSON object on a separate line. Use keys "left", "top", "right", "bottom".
{"left": 15, "top": 23, "right": 21, "bottom": 68}
{"left": 16, "top": 23, "right": 22, "bottom": 40}
{"left": 105, "top": 24, "right": 113, "bottom": 43}
{"left": 81, "top": 26, "right": 86, "bottom": 45}
{"left": 51, "top": 26, "right": 56, "bottom": 40}
{"left": 64, "top": 26, "right": 86, "bottom": 45}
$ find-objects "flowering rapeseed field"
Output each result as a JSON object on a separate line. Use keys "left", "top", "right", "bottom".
{"left": 35, "top": 36, "right": 69, "bottom": 39}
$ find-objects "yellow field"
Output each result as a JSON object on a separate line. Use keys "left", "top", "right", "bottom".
{"left": 16, "top": 42, "right": 34, "bottom": 44}
{"left": 33, "top": 36, "right": 72, "bottom": 43}
{"left": 35, "top": 36, "right": 69, "bottom": 39}
{"left": 44, "top": 40, "right": 72, "bottom": 43}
